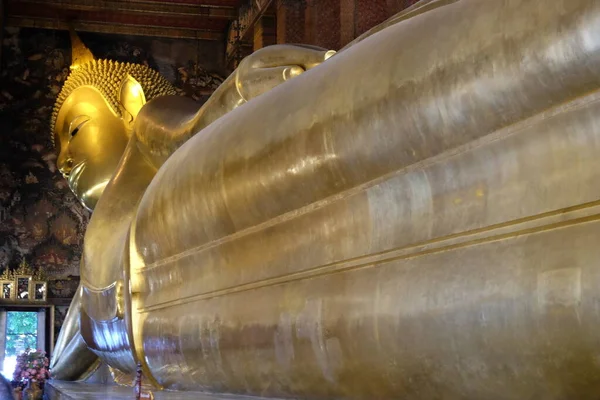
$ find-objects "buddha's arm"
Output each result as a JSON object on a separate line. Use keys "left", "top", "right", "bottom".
{"left": 133, "top": 44, "right": 334, "bottom": 168}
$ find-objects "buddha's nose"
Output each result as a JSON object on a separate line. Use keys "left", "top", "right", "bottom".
{"left": 57, "top": 152, "right": 74, "bottom": 178}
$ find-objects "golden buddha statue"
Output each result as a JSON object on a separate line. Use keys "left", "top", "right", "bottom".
{"left": 50, "top": 0, "right": 600, "bottom": 398}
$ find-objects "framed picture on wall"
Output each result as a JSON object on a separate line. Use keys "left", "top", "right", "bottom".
{"left": 32, "top": 281, "right": 47, "bottom": 301}
{"left": 1, "top": 280, "right": 14, "bottom": 300}
{"left": 15, "top": 275, "right": 31, "bottom": 300}
{"left": 1, "top": 261, "right": 48, "bottom": 302}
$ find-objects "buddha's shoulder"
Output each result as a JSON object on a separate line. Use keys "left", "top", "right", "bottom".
{"left": 133, "top": 95, "right": 202, "bottom": 166}
{"left": 136, "top": 95, "right": 200, "bottom": 132}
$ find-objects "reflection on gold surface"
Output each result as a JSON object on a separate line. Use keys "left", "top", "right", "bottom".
{"left": 51, "top": 1, "right": 600, "bottom": 398}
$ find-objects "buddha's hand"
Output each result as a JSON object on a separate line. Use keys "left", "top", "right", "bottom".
{"left": 234, "top": 44, "right": 336, "bottom": 101}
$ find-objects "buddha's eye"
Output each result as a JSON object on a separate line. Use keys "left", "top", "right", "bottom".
{"left": 69, "top": 117, "right": 89, "bottom": 139}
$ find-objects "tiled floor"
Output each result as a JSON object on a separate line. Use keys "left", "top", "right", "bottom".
{"left": 45, "top": 381, "right": 277, "bottom": 400}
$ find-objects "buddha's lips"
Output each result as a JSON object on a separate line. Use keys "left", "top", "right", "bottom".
{"left": 68, "top": 161, "right": 86, "bottom": 195}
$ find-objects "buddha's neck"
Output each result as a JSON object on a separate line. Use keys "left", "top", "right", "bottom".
{"left": 81, "top": 135, "right": 156, "bottom": 289}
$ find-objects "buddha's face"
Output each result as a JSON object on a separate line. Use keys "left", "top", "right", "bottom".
{"left": 54, "top": 86, "right": 128, "bottom": 210}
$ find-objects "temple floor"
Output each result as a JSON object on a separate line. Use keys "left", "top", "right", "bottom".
{"left": 44, "top": 381, "right": 277, "bottom": 400}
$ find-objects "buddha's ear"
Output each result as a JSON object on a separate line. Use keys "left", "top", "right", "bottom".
{"left": 119, "top": 74, "right": 146, "bottom": 129}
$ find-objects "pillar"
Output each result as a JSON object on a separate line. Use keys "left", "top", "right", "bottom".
{"left": 254, "top": 16, "right": 277, "bottom": 51}
{"left": 387, "top": 0, "right": 422, "bottom": 15}
{"left": 340, "top": 0, "right": 355, "bottom": 47}
{"left": 308, "top": 0, "right": 341, "bottom": 50}
{"left": 277, "top": 0, "right": 307, "bottom": 44}
{"left": 355, "top": 0, "right": 388, "bottom": 37}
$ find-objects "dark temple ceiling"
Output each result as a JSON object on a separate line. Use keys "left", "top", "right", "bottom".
{"left": 2, "top": 0, "right": 248, "bottom": 40}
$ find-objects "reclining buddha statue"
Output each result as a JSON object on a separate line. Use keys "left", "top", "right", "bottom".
{"left": 50, "top": 0, "right": 600, "bottom": 398}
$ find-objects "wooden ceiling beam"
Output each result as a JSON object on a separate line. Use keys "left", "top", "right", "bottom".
{"left": 137, "top": 0, "right": 241, "bottom": 6}
{"left": 6, "top": 16, "right": 224, "bottom": 40}
{"left": 6, "top": 1, "right": 230, "bottom": 30}
{"left": 7, "top": 0, "right": 237, "bottom": 19}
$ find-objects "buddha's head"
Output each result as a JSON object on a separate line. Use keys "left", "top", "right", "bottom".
{"left": 51, "top": 30, "right": 175, "bottom": 211}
